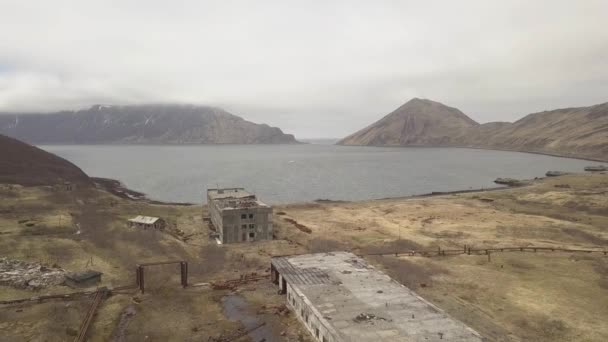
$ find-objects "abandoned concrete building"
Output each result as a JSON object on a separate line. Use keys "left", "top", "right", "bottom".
{"left": 207, "top": 188, "right": 272, "bottom": 244}
{"left": 127, "top": 216, "right": 165, "bottom": 230}
{"left": 271, "top": 252, "right": 483, "bottom": 342}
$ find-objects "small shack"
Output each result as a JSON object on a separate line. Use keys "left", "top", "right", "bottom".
{"left": 54, "top": 181, "right": 76, "bottom": 191}
{"left": 65, "top": 270, "right": 102, "bottom": 288}
{"left": 127, "top": 216, "right": 165, "bottom": 230}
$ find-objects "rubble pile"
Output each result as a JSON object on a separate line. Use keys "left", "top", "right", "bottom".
{"left": 0, "top": 257, "right": 66, "bottom": 290}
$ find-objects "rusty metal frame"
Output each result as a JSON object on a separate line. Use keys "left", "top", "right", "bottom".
{"left": 135, "top": 260, "right": 188, "bottom": 294}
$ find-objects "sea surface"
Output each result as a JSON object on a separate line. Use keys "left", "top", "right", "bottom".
{"left": 41, "top": 144, "right": 593, "bottom": 204}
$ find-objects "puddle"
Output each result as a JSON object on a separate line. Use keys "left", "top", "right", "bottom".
{"left": 221, "top": 294, "right": 279, "bottom": 342}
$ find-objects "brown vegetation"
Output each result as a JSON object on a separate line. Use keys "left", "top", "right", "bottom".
{"left": 0, "top": 134, "right": 91, "bottom": 186}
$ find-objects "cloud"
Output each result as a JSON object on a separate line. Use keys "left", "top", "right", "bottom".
{"left": 1, "top": 0, "right": 607, "bottom": 138}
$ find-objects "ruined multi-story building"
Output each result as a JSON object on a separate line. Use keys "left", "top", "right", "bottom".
{"left": 207, "top": 188, "right": 273, "bottom": 244}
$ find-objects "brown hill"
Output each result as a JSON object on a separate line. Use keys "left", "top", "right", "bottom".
{"left": 454, "top": 103, "right": 608, "bottom": 161}
{"left": 337, "top": 98, "right": 478, "bottom": 146}
{"left": 0, "top": 134, "right": 91, "bottom": 186}
{"left": 339, "top": 99, "right": 608, "bottom": 161}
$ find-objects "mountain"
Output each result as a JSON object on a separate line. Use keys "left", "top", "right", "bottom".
{"left": 453, "top": 103, "right": 608, "bottom": 160}
{"left": 0, "top": 104, "right": 298, "bottom": 144}
{"left": 0, "top": 134, "right": 91, "bottom": 186}
{"left": 337, "top": 98, "right": 478, "bottom": 146}
{"left": 338, "top": 99, "right": 608, "bottom": 161}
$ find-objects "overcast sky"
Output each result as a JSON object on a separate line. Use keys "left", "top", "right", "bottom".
{"left": 1, "top": 1, "right": 607, "bottom": 138}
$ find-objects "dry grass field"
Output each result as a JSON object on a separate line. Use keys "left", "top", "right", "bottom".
{"left": 1, "top": 172, "right": 607, "bottom": 341}
{"left": 273, "top": 173, "right": 608, "bottom": 341}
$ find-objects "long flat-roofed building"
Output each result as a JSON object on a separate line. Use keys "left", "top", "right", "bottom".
{"left": 207, "top": 188, "right": 272, "bottom": 244}
{"left": 271, "top": 252, "right": 483, "bottom": 342}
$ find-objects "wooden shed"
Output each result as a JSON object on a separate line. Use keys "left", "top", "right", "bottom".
{"left": 127, "top": 216, "right": 166, "bottom": 230}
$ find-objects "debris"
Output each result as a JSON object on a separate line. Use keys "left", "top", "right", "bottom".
{"left": 494, "top": 178, "right": 524, "bottom": 186}
{"left": 0, "top": 257, "right": 66, "bottom": 290}
{"left": 111, "top": 305, "right": 137, "bottom": 342}
{"left": 283, "top": 218, "right": 312, "bottom": 234}
{"left": 258, "top": 304, "right": 289, "bottom": 316}
{"left": 353, "top": 313, "right": 390, "bottom": 323}
{"left": 478, "top": 198, "right": 495, "bottom": 202}
{"left": 546, "top": 171, "right": 570, "bottom": 177}
{"left": 584, "top": 165, "right": 607, "bottom": 172}
{"left": 555, "top": 184, "right": 571, "bottom": 189}
{"left": 210, "top": 273, "right": 269, "bottom": 291}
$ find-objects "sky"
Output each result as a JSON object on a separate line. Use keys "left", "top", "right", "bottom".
{"left": 1, "top": 1, "right": 607, "bottom": 138}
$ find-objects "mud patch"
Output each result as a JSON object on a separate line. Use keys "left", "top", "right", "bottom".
{"left": 221, "top": 294, "right": 277, "bottom": 341}
{"left": 369, "top": 256, "right": 447, "bottom": 289}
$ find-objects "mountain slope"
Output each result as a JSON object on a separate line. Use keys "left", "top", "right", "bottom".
{"left": 337, "top": 98, "right": 478, "bottom": 146}
{"left": 339, "top": 99, "right": 608, "bottom": 161}
{"left": 454, "top": 103, "right": 608, "bottom": 160}
{"left": 0, "top": 104, "right": 298, "bottom": 144}
{"left": 0, "top": 134, "right": 91, "bottom": 186}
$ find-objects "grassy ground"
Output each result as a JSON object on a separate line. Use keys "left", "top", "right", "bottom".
{"left": 273, "top": 173, "right": 608, "bottom": 341}
{"left": 1, "top": 173, "right": 607, "bottom": 341}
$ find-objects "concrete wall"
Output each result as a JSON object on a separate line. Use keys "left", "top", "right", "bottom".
{"left": 284, "top": 278, "right": 339, "bottom": 342}
{"left": 207, "top": 193, "right": 224, "bottom": 237}
{"left": 221, "top": 207, "right": 272, "bottom": 244}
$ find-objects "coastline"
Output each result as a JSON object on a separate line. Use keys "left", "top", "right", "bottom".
{"left": 95, "top": 175, "right": 532, "bottom": 208}
{"left": 335, "top": 143, "right": 608, "bottom": 163}
{"left": 91, "top": 177, "right": 194, "bottom": 206}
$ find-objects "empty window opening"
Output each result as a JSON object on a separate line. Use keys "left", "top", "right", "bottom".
{"left": 249, "top": 213, "right": 254, "bottom": 219}
{"left": 241, "top": 214, "right": 246, "bottom": 219}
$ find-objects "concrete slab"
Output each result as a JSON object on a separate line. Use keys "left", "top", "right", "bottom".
{"left": 271, "top": 252, "right": 483, "bottom": 342}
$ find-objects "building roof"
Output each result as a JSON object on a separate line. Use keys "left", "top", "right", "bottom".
{"left": 207, "top": 188, "right": 254, "bottom": 200}
{"left": 217, "top": 197, "right": 269, "bottom": 210}
{"left": 271, "top": 252, "right": 483, "bottom": 342}
{"left": 208, "top": 188, "right": 270, "bottom": 209}
{"left": 128, "top": 215, "right": 161, "bottom": 224}
{"left": 65, "top": 270, "right": 102, "bottom": 282}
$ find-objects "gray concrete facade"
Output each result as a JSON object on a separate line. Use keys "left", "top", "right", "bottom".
{"left": 207, "top": 188, "right": 273, "bottom": 244}
{"left": 271, "top": 252, "right": 484, "bottom": 342}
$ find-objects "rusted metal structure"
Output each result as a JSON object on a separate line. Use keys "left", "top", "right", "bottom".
{"left": 74, "top": 287, "right": 108, "bottom": 342}
{"left": 135, "top": 260, "right": 188, "bottom": 294}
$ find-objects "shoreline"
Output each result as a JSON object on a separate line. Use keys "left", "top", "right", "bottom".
{"left": 39, "top": 143, "right": 608, "bottom": 163}
{"left": 91, "top": 177, "right": 195, "bottom": 206}
{"left": 335, "top": 143, "right": 608, "bottom": 163}
{"left": 95, "top": 175, "right": 535, "bottom": 208}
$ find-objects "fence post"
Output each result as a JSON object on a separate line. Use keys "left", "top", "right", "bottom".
{"left": 139, "top": 267, "right": 145, "bottom": 294}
